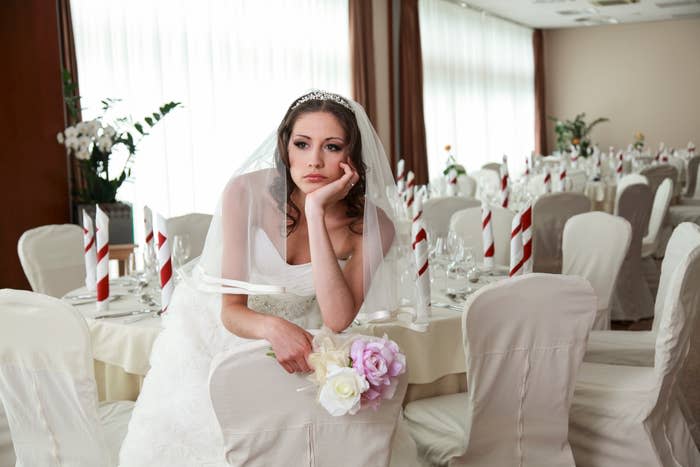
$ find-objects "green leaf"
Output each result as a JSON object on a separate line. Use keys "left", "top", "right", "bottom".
{"left": 134, "top": 122, "right": 146, "bottom": 135}
{"left": 152, "top": 112, "right": 161, "bottom": 121}
{"left": 144, "top": 116, "right": 154, "bottom": 126}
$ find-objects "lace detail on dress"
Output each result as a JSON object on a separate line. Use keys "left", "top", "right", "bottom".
{"left": 247, "top": 294, "right": 318, "bottom": 324}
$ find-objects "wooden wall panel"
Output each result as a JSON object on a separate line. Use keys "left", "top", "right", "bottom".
{"left": 0, "top": 0, "right": 70, "bottom": 289}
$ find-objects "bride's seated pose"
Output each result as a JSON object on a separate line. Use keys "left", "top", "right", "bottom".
{"left": 118, "top": 91, "right": 415, "bottom": 466}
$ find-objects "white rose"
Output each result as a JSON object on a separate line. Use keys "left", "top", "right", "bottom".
{"left": 97, "top": 134, "right": 112, "bottom": 153}
{"left": 64, "top": 136, "right": 79, "bottom": 150}
{"left": 64, "top": 126, "right": 78, "bottom": 138}
{"left": 56, "top": 132, "right": 65, "bottom": 144}
{"left": 103, "top": 125, "right": 116, "bottom": 138}
{"left": 318, "top": 365, "right": 368, "bottom": 417}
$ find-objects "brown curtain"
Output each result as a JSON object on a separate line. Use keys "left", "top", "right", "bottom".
{"left": 350, "top": 0, "right": 377, "bottom": 126}
{"left": 397, "top": 0, "right": 429, "bottom": 184}
{"left": 57, "top": 0, "right": 83, "bottom": 220}
{"left": 533, "top": 29, "right": 547, "bottom": 156}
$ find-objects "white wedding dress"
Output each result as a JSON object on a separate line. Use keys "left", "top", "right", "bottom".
{"left": 118, "top": 229, "right": 417, "bottom": 467}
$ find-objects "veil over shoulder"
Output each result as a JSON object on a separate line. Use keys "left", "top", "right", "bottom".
{"left": 191, "top": 93, "right": 400, "bottom": 319}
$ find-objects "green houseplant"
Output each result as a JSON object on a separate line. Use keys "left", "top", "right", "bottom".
{"left": 548, "top": 113, "right": 609, "bottom": 158}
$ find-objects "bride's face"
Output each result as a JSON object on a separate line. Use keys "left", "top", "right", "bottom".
{"left": 288, "top": 111, "right": 349, "bottom": 194}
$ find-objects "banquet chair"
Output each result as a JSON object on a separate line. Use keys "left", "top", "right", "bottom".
{"left": 404, "top": 274, "right": 596, "bottom": 467}
{"left": 480, "top": 162, "right": 501, "bottom": 174}
{"left": 17, "top": 224, "right": 85, "bottom": 297}
{"left": 614, "top": 173, "right": 648, "bottom": 214}
{"left": 642, "top": 177, "right": 674, "bottom": 258}
{"left": 209, "top": 341, "right": 415, "bottom": 467}
{"left": 669, "top": 158, "right": 700, "bottom": 228}
{"left": 640, "top": 164, "right": 678, "bottom": 199}
{"left": 569, "top": 238, "right": 700, "bottom": 467}
{"left": 450, "top": 205, "right": 514, "bottom": 267}
{"left": 166, "top": 212, "right": 213, "bottom": 259}
{"left": 458, "top": 174, "right": 477, "bottom": 198}
{"left": 422, "top": 197, "right": 480, "bottom": 238}
{"left": 567, "top": 169, "right": 588, "bottom": 192}
{"left": 471, "top": 169, "right": 500, "bottom": 200}
{"left": 532, "top": 192, "right": 591, "bottom": 274}
{"left": 667, "top": 156, "right": 686, "bottom": 199}
{"left": 681, "top": 155, "right": 700, "bottom": 199}
{"left": 0, "top": 289, "right": 133, "bottom": 467}
{"left": 562, "top": 212, "right": 631, "bottom": 330}
{"left": 611, "top": 183, "right": 654, "bottom": 321}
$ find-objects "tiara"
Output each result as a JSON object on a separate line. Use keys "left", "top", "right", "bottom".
{"left": 291, "top": 91, "right": 353, "bottom": 112}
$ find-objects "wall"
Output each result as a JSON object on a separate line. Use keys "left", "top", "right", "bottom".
{"left": 544, "top": 19, "right": 700, "bottom": 153}
{"left": 0, "top": 1, "right": 70, "bottom": 289}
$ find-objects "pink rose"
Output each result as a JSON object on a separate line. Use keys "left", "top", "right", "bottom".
{"left": 350, "top": 335, "right": 406, "bottom": 408}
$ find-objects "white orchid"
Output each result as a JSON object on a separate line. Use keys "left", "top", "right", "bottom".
{"left": 85, "top": 120, "right": 101, "bottom": 137}
{"left": 103, "top": 125, "right": 116, "bottom": 138}
{"left": 97, "top": 134, "right": 113, "bottom": 153}
{"left": 64, "top": 126, "right": 78, "bottom": 139}
{"left": 75, "top": 121, "right": 89, "bottom": 135}
{"left": 64, "top": 136, "right": 79, "bottom": 150}
{"left": 56, "top": 132, "right": 65, "bottom": 144}
{"left": 75, "top": 148, "right": 91, "bottom": 161}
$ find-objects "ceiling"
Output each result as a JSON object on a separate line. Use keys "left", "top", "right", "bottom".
{"left": 455, "top": 0, "right": 700, "bottom": 28}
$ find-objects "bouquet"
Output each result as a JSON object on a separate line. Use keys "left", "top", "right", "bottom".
{"left": 633, "top": 131, "right": 645, "bottom": 151}
{"left": 305, "top": 330, "right": 406, "bottom": 416}
{"left": 548, "top": 113, "right": 609, "bottom": 158}
{"left": 442, "top": 144, "right": 466, "bottom": 176}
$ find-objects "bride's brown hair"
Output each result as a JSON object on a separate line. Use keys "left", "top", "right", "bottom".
{"left": 272, "top": 95, "right": 366, "bottom": 235}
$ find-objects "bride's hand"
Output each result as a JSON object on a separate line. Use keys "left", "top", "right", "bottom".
{"left": 264, "top": 316, "right": 314, "bottom": 374}
{"left": 305, "top": 162, "right": 359, "bottom": 215}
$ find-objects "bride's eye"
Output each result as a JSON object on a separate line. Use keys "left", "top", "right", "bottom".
{"left": 293, "top": 141, "right": 308, "bottom": 149}
{"left": 325, "top": 143, "right": 342, "bottom": 152}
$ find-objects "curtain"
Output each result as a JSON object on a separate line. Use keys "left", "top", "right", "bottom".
{"left": 419, "top": 0, "right": 534, "bottom": 179}
{"left": 70, "top": 0, "right": 350, "bottom": 230}
{"left": 350, "top": 0, "right": 377, "bottom": 126}
{"left": 398, "top": 0, "right": 429, "bottom": 184}
{"left": 533, "top": 29, "right": 547, "bottom": 156}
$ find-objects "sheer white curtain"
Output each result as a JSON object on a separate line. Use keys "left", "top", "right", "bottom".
{"left": 71, "top": 0, "right": 350, "bottom": 228}
{"left": 419, "top": 0, "right": 534, "bottom": 178}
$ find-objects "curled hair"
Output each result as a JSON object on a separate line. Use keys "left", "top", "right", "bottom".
{"left": 271, "top": 94, "right": 366, "bottom": 235}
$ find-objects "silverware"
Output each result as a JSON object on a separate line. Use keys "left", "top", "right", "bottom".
{"left": 431, "top": 302, "right": 463, "bottom": 312}
{"left": 93, "top": 309, "right": 151, "bottom": 319}
{"left": 123, "top": 311, "right": 159, "bottom": 323}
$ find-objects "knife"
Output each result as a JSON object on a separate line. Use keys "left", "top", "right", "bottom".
{"left": 92, "top": 310, "right": 150, "bottom": 319}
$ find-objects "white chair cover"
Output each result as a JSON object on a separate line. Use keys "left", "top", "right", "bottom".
{"left": 568, "top": 169, "right": 588, "bottom": 193}
{"left": 166, "top": 212, "right": 213, "bottom": 259}
{"left": 611, "top": 183, "right": 655, "bottom": 321}
{"left": 667, "top": 156, "right": 685, "bottom": 199}
{"left": 404, "top": 274, "right": 596, "bottom": 467}
{"left": 458, "top": 175, "right": 477, "bottom": 199}
{"left": 569, "top": 239, "right": 700, "bottom": 467}
{"left": 0, "top": 289, "right": 133, "bottom": 467}
{"left": 614, "top": 173, "right": 648, "bottom": 215}
{"left": 480, "top": 162, "right": 501, "bottom": 174}
{"left": 450, "top": 205, "right": 514, "bottom": 267}
{"left": 422, "top": 197, "right": 480, "bottom": 238}
{"left": 640, "top": 164, "right": 678, "bottom": 199}
{"left": 209, "top": 340, "right": 412, "bottom": 467}
{"left": 642, "top": 178, "right": 673, "bottom": 258}
{"left": 669, "top": 159, "right": 700, "bottom": 228}
{"left": 682, "top": 156, "right": 700, "bottom": 198}
{"left": 17, "top": 224, "right": 85, "bottom": 297}
{"left": 532, "top": 192, "right": 591, "bottom": 274}
{"left": 563, "top": 212, "right": 631, "bottom": 330}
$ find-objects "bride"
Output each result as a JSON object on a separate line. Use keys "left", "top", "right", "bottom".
{"left": 118, "top": 91, "right": 415, "bottom": 466}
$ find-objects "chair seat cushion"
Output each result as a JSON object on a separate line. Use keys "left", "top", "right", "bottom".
{"left": 584, "top": 330, "right": 655, "bottom": 366}
{"left": 572, "top": 362, "right": 656, "bottom": 421}
{"left": 99, "top": 400, "right": 134, "bottom": 462}
{"left": 404, "top": 392, "right": 468, "bottom": 466}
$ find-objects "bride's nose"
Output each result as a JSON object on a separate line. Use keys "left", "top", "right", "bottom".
{"left": 307, "top": 148, "right": 323, "bottom": 168}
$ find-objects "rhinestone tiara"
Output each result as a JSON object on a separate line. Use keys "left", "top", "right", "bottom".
{"left": 290, "top": 91, "right": 353, "bottom": 112}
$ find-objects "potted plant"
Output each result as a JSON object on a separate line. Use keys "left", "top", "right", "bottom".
{"left": 548, "top": 113, "right": 609, "bottom": 158}
{"left": 57, "top": 99, "right": 181, "bottom": 243}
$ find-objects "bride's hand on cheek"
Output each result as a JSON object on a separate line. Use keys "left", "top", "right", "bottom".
{"left": 265, "top": 316, "right": 314, "bottom": 374}
{"left": 305, "top": 162, "right": 359, "bottom": 215}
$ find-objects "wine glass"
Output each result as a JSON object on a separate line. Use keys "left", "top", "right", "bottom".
{"left": 172, "top": 234, "right": 192, "bottom": 271}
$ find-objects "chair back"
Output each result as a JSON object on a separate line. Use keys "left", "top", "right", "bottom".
{"left": 563, "top": 212, "right": 631, "bottom": 330}
{"left": 614, "top": 173, "right": 648, "bottom": 214}
{"left": 0, "top": 289, "right": 109, "bottom": 466}
{"left": 17, "top": 224, "right": 85, "bottom": 297}
{"left": 166, "top": 212, "right": 213, "bottom": 259}
{"left": 611, "top": 183, "right": 654, "bottom": 320}
{"left": 640, "top": 164, "right": 678, "bottom": 199}
{"left": 684, "top": 155, "right": 700, "bottom": 198}
{"left": 643, "top": 178, "right": 673, "bottom": 251}
{"left": 458, "top": 174, "right": 477, "bottom": 198}
{"left": 568, "top": 169, "right": 588, "bottom": 193}
{"left": 450, "top": 205, "right": 514, "bottom": 267}
{"left": 422, "top": 197, "right": 480, "bottom": 237}
{"left": 481, "top": 162, "right": 501, "bottom": 174}
{"left": 471, "top": 169, "right": 500, "bottom": 200}
{"left": 455, "top": 274, "right": 596, "bottom": 467}
{"left": 209, "top": 340, "right": 407, "bottom": 467}
{"left": 532, "top": 192, "right": 591, "bottom": 274}
{"left": 653, "top": 223, "right": 700, "bottom": 333}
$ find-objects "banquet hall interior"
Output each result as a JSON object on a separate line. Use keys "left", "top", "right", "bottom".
{"left": 2, "top": 0, "right": 700, "bottom": 466}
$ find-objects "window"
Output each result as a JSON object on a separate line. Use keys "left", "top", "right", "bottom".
{"left": 419, "top": 0, "right": 534, "bottom": 178}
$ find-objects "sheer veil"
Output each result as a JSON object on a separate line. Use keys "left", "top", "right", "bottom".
{"left": 189, "top": 92, "right": 399, "bottom": 321}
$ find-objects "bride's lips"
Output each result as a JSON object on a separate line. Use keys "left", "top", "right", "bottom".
{"left": 304, "top": 174, "right": 327, "bottom": 183}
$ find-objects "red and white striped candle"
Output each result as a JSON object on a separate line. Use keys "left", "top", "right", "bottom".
{"left": 144, "top": 205, "right": 154, "bottom": 256}
{"left": 481, "top": 202, "right": 495, "bottom": 270}
{"left": 95, "top": 206, "right": 110, "bottom": 311}
{"left": 520, "top": 203, "right": 533, "bottom": 273}
{"left": 544, "top": 169, "right": 552, "bottom": 194}
{"left": 509, "top": 212, "right": 523, "bottom": 277}
{"left": 412, "top": 191, "right": 430, "bottom": 323}
{"left": 396, "top": 158, "right": 406, "bottom": 194}
{"left": 155, "top": 213, "right": 174, "bottom": 314}
{"left": 82, "top": 210, "right": 97, "bottom": 292}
